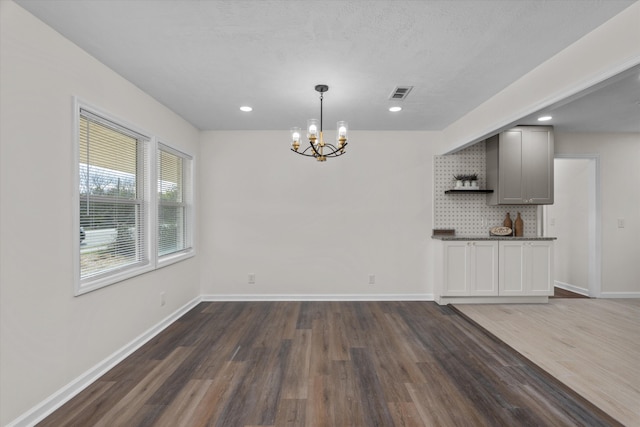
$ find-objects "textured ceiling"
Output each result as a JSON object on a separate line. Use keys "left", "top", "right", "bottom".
{"left": 15, "top": 0, "right": 638, "bottom": 131}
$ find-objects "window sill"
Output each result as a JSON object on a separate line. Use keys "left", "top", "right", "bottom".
{"left": 75, "top": 250, "right": 195, "bottom": 296}
{"left": 157, "top": 248, "right": 195, "bottom": 269}
{"left": 76, "top": 262, "right": 154, "bottom": 296}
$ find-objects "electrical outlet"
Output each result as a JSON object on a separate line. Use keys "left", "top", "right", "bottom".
{"left": 369, "top": 274, "right": 376, "bottom": 285}
{"left": 160, "top": 292, "right": 166, "bottom": 307}
{"left": 248, "top": 273, "right": 256, "bottom": 284}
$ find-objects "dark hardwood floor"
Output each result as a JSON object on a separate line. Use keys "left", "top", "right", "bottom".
{"left": 38, "top": 301, "right": 620, "bottom": 426}
{"left": 552, "top": 287, "right": 590, "bottom": 298}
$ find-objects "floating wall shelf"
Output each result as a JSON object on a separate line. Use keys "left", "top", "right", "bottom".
{"left": 445, "top": 189, "right": 494, "bottom": 194}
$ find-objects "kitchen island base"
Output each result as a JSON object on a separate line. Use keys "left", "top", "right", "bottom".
{"left": 432, "top": 236, "right": 555, "bottom": 305}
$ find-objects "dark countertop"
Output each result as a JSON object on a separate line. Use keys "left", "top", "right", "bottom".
{"left": 431, "top": 235, "right": 557, "bottom": 241}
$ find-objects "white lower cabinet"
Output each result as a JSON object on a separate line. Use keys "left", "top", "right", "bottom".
{"left": 442, "top": 241, "right": 499, "bottom": 296}
{"left": 499, "top": 241, "right": 554, "bottom": 296}
{"left": 435, "top": 239, "right": 554, "bottom": 303}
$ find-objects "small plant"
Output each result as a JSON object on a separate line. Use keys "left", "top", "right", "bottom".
{"left": 453, "top": 173, "right": 479, "bottom": 188}
{"left": 453, "top": 174, "right": 467, "bottom": 188}
{"left": 453, "top": 174, "right": 478, "bottom": 181}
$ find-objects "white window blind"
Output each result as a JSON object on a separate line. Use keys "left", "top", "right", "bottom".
{"left": 79, "top": 109, "right": 149, "bottom": 283}
{"left": 158, "top": 143, "right": 192, "bottom": 257}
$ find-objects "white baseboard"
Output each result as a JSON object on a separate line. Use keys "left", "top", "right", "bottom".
{"left": 201, "top": 293, "right": 434, "bottom": 301}
{"left": 599, "top": 291, "right": 640, "bottom": 298}
{"left": 438, "top": 296, "right": 549, "bottom": 305}
{"left": 554, "top": 280, "right": 589, "bottom": 296}
{"left": 7, "top": 296, "right": 202, "bottom": 427}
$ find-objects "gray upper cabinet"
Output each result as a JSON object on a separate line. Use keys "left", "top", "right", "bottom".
{"left": 486, "top": 126, "right": 554, "bottom": 205}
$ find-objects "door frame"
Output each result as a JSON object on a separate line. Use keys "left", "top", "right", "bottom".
{"left": 541, "top": 154, "right": 601, "bottom": 297}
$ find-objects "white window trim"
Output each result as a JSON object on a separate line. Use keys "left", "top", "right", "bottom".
{"left": 157, "top": 142, "right": 195, "bottom": 269}
{"left": 73, "top": 97, "right": 195, "bottom": 295}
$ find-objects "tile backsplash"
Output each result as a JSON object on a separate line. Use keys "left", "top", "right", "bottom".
{"left": 434, "top": 141, "right": 538, "bottom": 236}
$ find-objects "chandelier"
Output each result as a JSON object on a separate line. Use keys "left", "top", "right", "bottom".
{"left": 290, "top": 84, "right": 348, "bottom": 162}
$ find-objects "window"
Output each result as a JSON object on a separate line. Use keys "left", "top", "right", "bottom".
{"left": 75, "top": 101, "right": 194, "bottom": 295}
{"left": 78, "top": 109, "right": 149, "bottom": 291}
{"left": 158, "top": 144, "right": 192, "bottom": 259}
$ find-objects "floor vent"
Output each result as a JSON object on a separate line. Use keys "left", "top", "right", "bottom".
{"left": 389, "top": 86, "right": 413, "bottom": 100}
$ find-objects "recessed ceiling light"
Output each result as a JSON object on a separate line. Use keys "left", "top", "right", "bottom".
{"left": 389, "top": 106, "right": 402, "bottom": 112}
{"left": 240, "top": 106, "right": 253, "bottom": 112}
{"left": 537, "top": 115, "right": 552, "bottom": 121}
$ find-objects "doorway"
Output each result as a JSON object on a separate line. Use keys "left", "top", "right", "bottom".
{"left": 543, "top": 155, "right": 601, "bottom": 297}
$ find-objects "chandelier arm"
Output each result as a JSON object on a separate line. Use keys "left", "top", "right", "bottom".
{"left": 290, "top": 148, "right": 318, "bottom": 158}
{"left": 319, "top": 142, "right": 348, "bottom": 156}
{"left": 290, "top": 146, "right": 348, "bottom": 158}
{"left": 322, "top": 148, "right": 340, "bottom": 156}
{"left": 309, "top": 141, "right": 323, "bottom": 157}
{"left": 325, "top": 150, "right": 347, "bottom": 158}
{"left": 295, "top": 144, "right": 319, "bottom": 157}
{"left": 327, "top": 151, "right": 347, "bottom": 157}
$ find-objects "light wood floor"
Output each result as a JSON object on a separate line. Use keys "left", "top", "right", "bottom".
{"left": 38, "top": 301, "right": 620, "bottom": 426}
{"left": 455, "top": 298, "right": 640, "bottom": 426}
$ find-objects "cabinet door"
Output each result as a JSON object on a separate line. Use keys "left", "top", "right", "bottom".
{"left": 443, "top": 242, "right": 471, "bottom": 296}
{"left": 526, "top": 241, "right": 554, "bottom": 295}
{"left": 499, "top": 241, "right": 554, "bottom": 296}
{"left": 498, "top": 129, "right": 525, "bottom": 204}
{"left": 487, "top": 126, "right": 554, "bottom": 205}
{"left": 522, "top": 128, "right": 554, "bottom": 204}
{"left": 470, "top": 241, "right": 499, "bottom": 295}
{"left": 443, "top": 241, "right": 498, "bottom": 296}
{"left": 499, "top": 241, "right": 526, "bottom": 295}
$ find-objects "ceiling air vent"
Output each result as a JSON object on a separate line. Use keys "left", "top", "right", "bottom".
{"left": 389, "top": 86, "right": 413, "bottom": 100}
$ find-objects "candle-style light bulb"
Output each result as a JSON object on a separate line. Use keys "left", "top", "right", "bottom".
{"left": 307, "top": 118, "right": 320, "bottom": 146}
{"left": 336, "top": 121, "right": 348, "bottom": 149}
{"left": 290, "top": 127, "right": 301, "bottom": 151}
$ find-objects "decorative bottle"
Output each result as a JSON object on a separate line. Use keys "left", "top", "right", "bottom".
{"left": 515, "top": 212, "right": 524, "bottom": 237}
{"left": 503, "top": 212, "right": 512, "bottom": 229}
